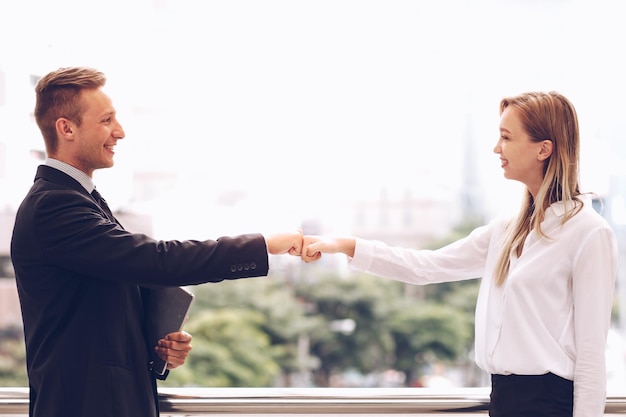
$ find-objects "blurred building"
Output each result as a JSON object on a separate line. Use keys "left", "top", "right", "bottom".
{"left": 347, "top": 184, "right": 462, "bottom": 249}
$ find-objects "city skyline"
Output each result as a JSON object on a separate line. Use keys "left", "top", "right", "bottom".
{"left": 1, "top": 0, "right": 625, "bottom": 239}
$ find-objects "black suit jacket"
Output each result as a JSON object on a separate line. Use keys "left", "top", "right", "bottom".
{"left": 11, "top": 165, "right": 270, "bottom": 417}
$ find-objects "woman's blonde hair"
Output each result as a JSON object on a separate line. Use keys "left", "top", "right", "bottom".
{"left": 493, "top": 91, "right": 582, "bottom": 285}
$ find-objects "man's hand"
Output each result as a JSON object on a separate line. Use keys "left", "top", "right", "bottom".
{"left": 155, "top": 330, "right": 193, "bottom": 370}
{"left": 265, "top": 230, "right": 303, "bottom": 256}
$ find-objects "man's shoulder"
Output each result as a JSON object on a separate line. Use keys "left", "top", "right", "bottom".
{"left": 35, "top": 165, "right": 80, "bottom": 186}
{"left": 16, "top": 170, "right": 91, "bottom": 220}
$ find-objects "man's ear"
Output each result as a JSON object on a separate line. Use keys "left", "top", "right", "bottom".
{"left": 55, "top": 118, "right": 75, "bottom": 140}
{"left": 538, "top": 139, "right": 553, "bottom": 162}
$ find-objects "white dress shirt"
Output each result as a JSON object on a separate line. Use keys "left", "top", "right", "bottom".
{"left": 45, "top": 158, "right": 95, "bottom": 193}
{"left": 349, "top": 196, "right": 617, "bottom": 417}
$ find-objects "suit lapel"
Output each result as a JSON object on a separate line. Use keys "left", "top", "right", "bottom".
{"left": 35, "top": 165, "right": 123, "bottom": 227}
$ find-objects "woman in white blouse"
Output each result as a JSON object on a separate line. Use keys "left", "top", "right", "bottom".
{"left": 302, "top": 91, "right": 618, "bottom": 417}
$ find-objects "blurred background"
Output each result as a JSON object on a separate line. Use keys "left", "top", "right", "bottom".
{"left": 1, "top": 0, "right": 625, "bottom": 390}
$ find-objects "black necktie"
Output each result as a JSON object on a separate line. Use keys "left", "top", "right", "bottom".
{"left": 91, "top": 187, "right": 115, "bottom": 221}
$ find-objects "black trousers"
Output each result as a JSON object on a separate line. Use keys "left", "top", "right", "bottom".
{"left": 489, "top": 373, "right": 573, "bottom": 417}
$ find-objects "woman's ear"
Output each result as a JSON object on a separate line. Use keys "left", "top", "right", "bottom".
{"left": 538, "top": 139, "right": 553, "bottom": 162}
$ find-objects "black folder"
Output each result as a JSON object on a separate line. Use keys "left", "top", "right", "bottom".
{"left": 143, "top": 286, "right": 195, "bottom": 375}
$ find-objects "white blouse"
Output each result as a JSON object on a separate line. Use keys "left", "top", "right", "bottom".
{"left": 349, "top": 197, "right": 617, "bottom": 417}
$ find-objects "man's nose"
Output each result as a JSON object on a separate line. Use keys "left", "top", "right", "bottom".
{"left": 114, "top": 122, "right": 125, "bottom": 139}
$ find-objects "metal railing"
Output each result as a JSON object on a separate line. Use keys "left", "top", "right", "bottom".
{"left": 2, "top": 387, "right": 626, "bottom": 415}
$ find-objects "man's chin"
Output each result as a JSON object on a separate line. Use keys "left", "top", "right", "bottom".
{"left": 96, "top": 161, "right": 115, "bottom": 170}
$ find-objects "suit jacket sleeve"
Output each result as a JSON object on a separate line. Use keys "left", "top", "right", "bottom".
{"left": 13, "top": 186, "right": 270, "bottom": 287}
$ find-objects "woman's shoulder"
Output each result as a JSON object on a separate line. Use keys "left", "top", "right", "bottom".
{"left": 562, "top": 195, "right": 615, "bottom": 239}
{"left": 575, "top": 195, "right": 612, "bottom": 224}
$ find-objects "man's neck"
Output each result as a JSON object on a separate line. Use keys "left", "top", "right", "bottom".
{"left": 45, "top": 158, "right": 95, "bottom": 192}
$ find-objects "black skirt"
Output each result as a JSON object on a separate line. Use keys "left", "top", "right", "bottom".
{"left": 489, "top": 373, "right": 573, "bottom": 417}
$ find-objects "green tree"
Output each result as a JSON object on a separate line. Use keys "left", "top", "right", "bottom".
{"left": 161, "top": 308, "right": 280, "bottom": 387}
{"left": 163, "top": 277, "right": 318, "bottom": 386}
{"left": 388, "top": 300, "right": 472, "bottom": 386}
{"left": 394, "top": 217, "right": 483, "bottom": 385}
{"left": 295, "top": 274, "right": 399, "bottom": 386}
{"left": 0, "top": 327, "right": 27, "bottom": 386}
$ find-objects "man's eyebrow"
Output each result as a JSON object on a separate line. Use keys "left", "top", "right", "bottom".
{"left": 99, "top": 110, "right": 115, "bottom": 118}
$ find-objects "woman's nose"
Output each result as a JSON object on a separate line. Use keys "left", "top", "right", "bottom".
{"left": 493, "top": 139, "right": 502, "bottom": 154}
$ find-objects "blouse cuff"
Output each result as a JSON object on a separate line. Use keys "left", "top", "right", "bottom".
{"left": 348, "top": 238, "right": 376, "bottom": 272}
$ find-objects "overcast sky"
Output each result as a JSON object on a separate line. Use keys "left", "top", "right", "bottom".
{"left": 1, "top": 0, "right": 625, "bottom": 237}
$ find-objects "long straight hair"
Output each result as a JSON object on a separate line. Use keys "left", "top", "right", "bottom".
{"left": 493, "top": 91, "right": 582, "bottom": 285}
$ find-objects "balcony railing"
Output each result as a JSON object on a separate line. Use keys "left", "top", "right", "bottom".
{"left": 2, "top": 387, "right": 626, "bottom": 415}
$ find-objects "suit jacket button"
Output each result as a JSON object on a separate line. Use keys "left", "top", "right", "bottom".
{"left": 250, "top": 262, "right": 256, "bottom": 270}
{"left": 243, "top": 263, "right": 250, "bottom": 270}
{"left": 237, "top": 264, "right": 243, "bottom": 271}
{"left": 230, "top": 265, "right": 237, "bottom": 272}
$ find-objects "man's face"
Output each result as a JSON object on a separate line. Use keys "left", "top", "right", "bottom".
{"left": 67, "top": 88, "right": 125, "bottom": 177}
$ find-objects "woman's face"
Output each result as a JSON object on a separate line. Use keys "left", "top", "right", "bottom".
{"left": 493, "top": 106, "right": 551, "bottom": 197}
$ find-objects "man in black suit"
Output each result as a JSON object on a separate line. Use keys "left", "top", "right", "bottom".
{"left": 10, "top": 67, "right": 303, "bottom": 417}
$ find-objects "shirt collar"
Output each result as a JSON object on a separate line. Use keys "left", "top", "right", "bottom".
{"left": 547, "top": 194, "right": 590, "bottom": 218}
{"left": 45, "top": 158, "right": 95, "bottom": 193}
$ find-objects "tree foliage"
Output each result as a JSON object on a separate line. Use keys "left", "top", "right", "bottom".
{"left": 294, "top": 273, "right": 399, "bottom": 385}
{"left": 0, "top": 327, "right": 27, "bottom": 386}
{"left": 162, "top": 308, "right": 280, "bottom": 387}
{"left": 1, "top": 220, "right": 484, "bottom": 388}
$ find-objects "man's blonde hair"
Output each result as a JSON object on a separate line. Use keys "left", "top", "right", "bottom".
{"left": 34, "top": 67, "right": 106, "bottom": 154}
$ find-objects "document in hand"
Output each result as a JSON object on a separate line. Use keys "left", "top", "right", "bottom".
{"left": 143, "top": 286, "right": 195, "bottom": 375}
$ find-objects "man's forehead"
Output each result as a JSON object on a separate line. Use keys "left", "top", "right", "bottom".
{"left": 80, "top": 88, "right": 115, "bottom": 112}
